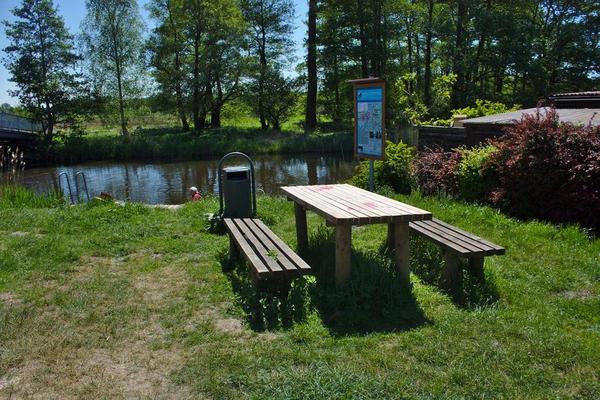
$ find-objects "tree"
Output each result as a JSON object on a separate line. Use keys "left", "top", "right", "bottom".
{"left": 304, "top": 0, "right": 318, "bottom": 130}
{"left": 81, "top": 0, "right": 145, "bottom": 135}
{"left": 203, "top": 0, "right": 248, "bottom": 128}
{"left": 240, "top": 0, "right": 294, "bottom": 129}
{"left": 256, "top": 67, "right": 299, "bottom": 130}
{"left": 147, "top": 0, "right": 190, "bottom": 131}
{"left": 3, "top": 0, "right": 81, "bottom": 145}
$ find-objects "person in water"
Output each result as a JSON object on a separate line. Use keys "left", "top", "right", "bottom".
{"left": 190, "top": 186, "right": 202, "bottom": 201}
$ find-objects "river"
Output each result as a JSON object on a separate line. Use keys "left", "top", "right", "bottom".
{"left": 9, "top": 154, "right": 357, "bottom": 204}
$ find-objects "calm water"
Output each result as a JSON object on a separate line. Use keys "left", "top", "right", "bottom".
{"left": 12, "top": 154, "right": 356, "bottom": 204}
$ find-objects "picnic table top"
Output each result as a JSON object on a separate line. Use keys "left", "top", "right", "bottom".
{"left": 280, "top": 184, "right": 432, "bottom": 225}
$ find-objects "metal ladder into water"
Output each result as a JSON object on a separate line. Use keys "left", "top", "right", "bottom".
{"left": 58, "top": 171, "right": 90, "bottom": 204}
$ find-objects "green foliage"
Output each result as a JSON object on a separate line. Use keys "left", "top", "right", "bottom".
{"left": 422, "top": 99, "right": 519, "bottom": 127}
{"left": 350, "top": 141, "right": 416, "bottom": 194}
{"left": 3, "top": 0, "right": 82, "bottom": 145}
{"left": 0, "top": 185, "right": 64, "bottom": 208}
{"left": 456, "top": 145, "right": 497, "bottom": 202}
{"left": 452, "top": 99, "right": 521, "bottom": 119}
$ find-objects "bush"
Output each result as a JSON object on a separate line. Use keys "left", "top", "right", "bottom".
{"left": 350, "top": 141, "right": 416, "bottom": 193}
{"left": 456, "top": 145, "right": 497, "bottom": 202}
{"left": 486, "top": 108, "right": 600, "bottom": 229}
{"left": 412, "top": 147, "right": 461, "bottom": 196}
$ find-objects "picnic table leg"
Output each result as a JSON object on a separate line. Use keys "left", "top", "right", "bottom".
{"left": 386, "top": 223, "right": 395, "bottom": 250}
{"left": 335, "top": 224, "right": 352, "bottom": 286}
{"left": 393, "top": 222, "right": 410, "bottom": 282}
{"left": 294, "top": 203, "right": 308, "bottom": 254}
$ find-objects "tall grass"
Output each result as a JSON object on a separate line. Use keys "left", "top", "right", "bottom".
{"left": 0, "top": 184, "right": 64, "bottom": 208}
{"left": 45, "top": 128, "right": 353, "bottom": 165}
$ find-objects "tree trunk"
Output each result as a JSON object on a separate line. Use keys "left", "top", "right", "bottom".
{"left": 192, "top": 34, "right": 202, "bottom": 130}
{"left": 305, "top": 0, "right": 318, "bottom": 131}
{"left": 358, "top": 0, "right": 369, "bottom": 77}
{"left": 258, "top": 27, "right": 269, "bottom": 130}
{"left": 423, "top": 0, "right": 434, "bottom": 108}
{"left": 167, "top": 4, "right": 189, "bottom": 132}
{"left": 115, "top": 60, "right": 128, "bottom": 136}
{"left": 451, "top": 0, "right": 467, "bottom": 108}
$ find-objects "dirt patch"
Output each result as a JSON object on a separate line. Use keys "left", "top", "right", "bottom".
{"left": 561, "top": 290, "right": 597, "bottom": 300}
{"left": 0, "top": 258, "right": 196, "bottom": 399}
{"left": 8, "top": 231, "right": 44, "bottom": 238}
{"left": 215, "top": 318, "right": 244, "bottom": 333}
{"left": 133, "top": 266, "right": 188, "bottom": 305}
{"left": 0, "top": 292, "right": 23, "bottom": 306}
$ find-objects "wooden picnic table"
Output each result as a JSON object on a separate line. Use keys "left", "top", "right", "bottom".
{"left": 280, "top": 184, "right": 432, "bottom": 286}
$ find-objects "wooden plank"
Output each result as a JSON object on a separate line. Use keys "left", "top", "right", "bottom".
{"left": 335, "top": 224, "right": 352, "bottom": 286}
{"left": 409, "top": 221, "right": 475, "bottom": 255}
{"left": 339, "top": 184, "right": 432, "bottom": 219}
{"left": 322, "top": 185, "right": 393, "bottom": 220}
{"left": 417, "top": 220, "right": 497, "bottom": 253}
{"left": 334, "top": 184, "right": 431, "bottom": 222}
{"left": 223, "top": 219, "right": 270, "bottom": 275}
{"left": 333, "top": 184, "right": 411, "bottom": 217}
{"left": 281, "top": 186, "right": 348, "bottom": 224}
{"left": 252, "top": 219, "right": 312, "bottom": 272}
{"left": 412, "top": 220, "right": 491, "bottom": 254}
{"left": 431, "top": 218, "right": 505, "bottom": 254}
{"left": 293, "top": 186, "right": 375, "bottom": 223}
{"left": 233, "top": 219, "right": 283, "bottom": 273}
{"left": 241, "top": 219, "right": 297, "bottom": 272}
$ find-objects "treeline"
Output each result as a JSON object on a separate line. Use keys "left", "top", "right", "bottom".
{"left": 2, "top": 0, "right": 598, "bottom": 145}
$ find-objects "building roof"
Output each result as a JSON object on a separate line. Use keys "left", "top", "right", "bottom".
{"left": 548, "top": 91, "right": 600, "bottom": 108}
{"left": 462, "top": 107, "right": 600, "bottom": 127}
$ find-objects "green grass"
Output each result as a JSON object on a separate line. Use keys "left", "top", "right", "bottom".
{"left": 0, "top": 189, "right": 598, "bottom": 398}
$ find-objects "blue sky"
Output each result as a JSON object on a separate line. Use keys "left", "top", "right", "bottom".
{"left": 0, "top": 0, "right": 308, "bottom": 105}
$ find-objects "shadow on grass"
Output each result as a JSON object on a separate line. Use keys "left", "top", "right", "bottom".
{"left": 406, "top": 236, "right": 500, "bottom": 309}
{"left": 303, "top": 226, "right": 430, "bottom": 336}
{"left": 218, "top": 226, "right": 499, "bottom": 334}
{"left": 219, "top": 249, "right": 310, "bottom": 332}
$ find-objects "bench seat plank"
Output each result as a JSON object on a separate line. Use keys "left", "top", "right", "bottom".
{"left": 224, "top": 218, "right": 311, "bottom": 281}
{"left": 224, "top": 219, "right": 270, "bottom": 275}
{"left": 409, "top": 218, "right": 504, "bottom": 257}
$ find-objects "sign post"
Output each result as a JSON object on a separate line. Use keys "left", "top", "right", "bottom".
{"left": 349, "top": 77, "right": 385, "bottom": 192}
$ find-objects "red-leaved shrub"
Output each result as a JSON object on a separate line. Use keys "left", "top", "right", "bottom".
{"left": 485, "top": 108, "right": 600, "bottom": 229}
{"left": 413, "top": 147, "right": 461, "bottom": 195}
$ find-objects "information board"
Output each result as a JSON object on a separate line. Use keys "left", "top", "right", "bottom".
{"left": 352, "top": 79, "right": 385, "bottom": 160}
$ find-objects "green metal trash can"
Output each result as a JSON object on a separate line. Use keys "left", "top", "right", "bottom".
{"left": 222, "top": 166, "right": 252, "bottom": 217}
{"left": 218, "top": 152, "right": 257, "bottom": 218}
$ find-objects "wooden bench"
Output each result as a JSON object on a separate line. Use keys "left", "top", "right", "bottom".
{"left": 224, "top": 218, "right": 312, "bottom": 286}
{"left": 409, "top": 218, "right": 505, "bottom": 287}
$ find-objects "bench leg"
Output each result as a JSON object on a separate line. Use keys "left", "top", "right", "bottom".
{"left": 468, "top": 256, "right": 485, "bottom": 279}
{"left": 393, "top": 222, "right": 410, "bottom": 283}
{"left": 442, "top": 250, "right": 461, "bottom": 290}
{"left": 229, "top": 233, "right": 239, "bottom": 261}
{"left": 294, "top": 203, "right": 308, "bottom": 254}
{"left": 335, "top": 224, "right": 352, "bottom": 287}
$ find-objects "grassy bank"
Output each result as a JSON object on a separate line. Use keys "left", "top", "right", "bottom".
{"left": 42, "top": 127, "right": 353, "bottom": 166}
{"left": 1, "top": 190, "right": 599, "bottom": 398}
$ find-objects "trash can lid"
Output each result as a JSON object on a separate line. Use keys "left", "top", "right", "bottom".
{"left": 223, "top": 166, "right": 250, "bottom": 173}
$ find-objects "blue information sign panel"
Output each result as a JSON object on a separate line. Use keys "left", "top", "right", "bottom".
{"left": 352, "top": 79, "right": 385, "bottom": 160}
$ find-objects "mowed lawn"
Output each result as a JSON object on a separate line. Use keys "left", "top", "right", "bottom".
{"left": 0, "top": 193, "right": 598, "bottom": 399}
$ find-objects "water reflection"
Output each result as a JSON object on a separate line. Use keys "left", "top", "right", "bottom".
{"left": 13, "top": 154, "right": 356, "bottom": 204}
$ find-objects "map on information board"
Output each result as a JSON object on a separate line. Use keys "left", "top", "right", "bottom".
{"left": 356, "top": 87, "right": 383, "bottom": 158}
